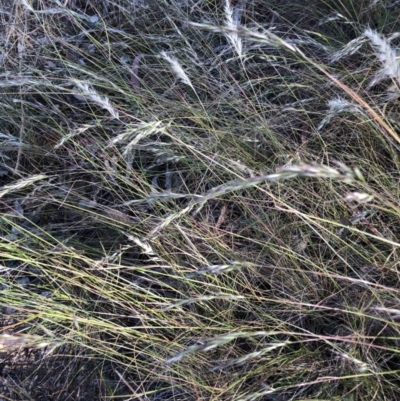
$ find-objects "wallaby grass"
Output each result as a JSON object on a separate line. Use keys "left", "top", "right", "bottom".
{"left": 1, "top": 0, "right": 400, "bottom": 400}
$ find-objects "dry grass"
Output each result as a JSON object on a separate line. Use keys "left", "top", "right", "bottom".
{"left": 1, "top": 0, "right": 400, "bottom": 400}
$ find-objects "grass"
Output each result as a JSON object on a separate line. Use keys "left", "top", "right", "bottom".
{"left": 1, "top": 0, "right": 400, "bottom": 399}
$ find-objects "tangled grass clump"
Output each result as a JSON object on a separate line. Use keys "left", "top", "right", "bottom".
{"left": 1, "top": 0, "right": 400, "bottom": 400}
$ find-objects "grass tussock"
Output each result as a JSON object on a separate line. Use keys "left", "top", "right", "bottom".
{"left": 1, "top": 0, "right": 400, "bottom": 400}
